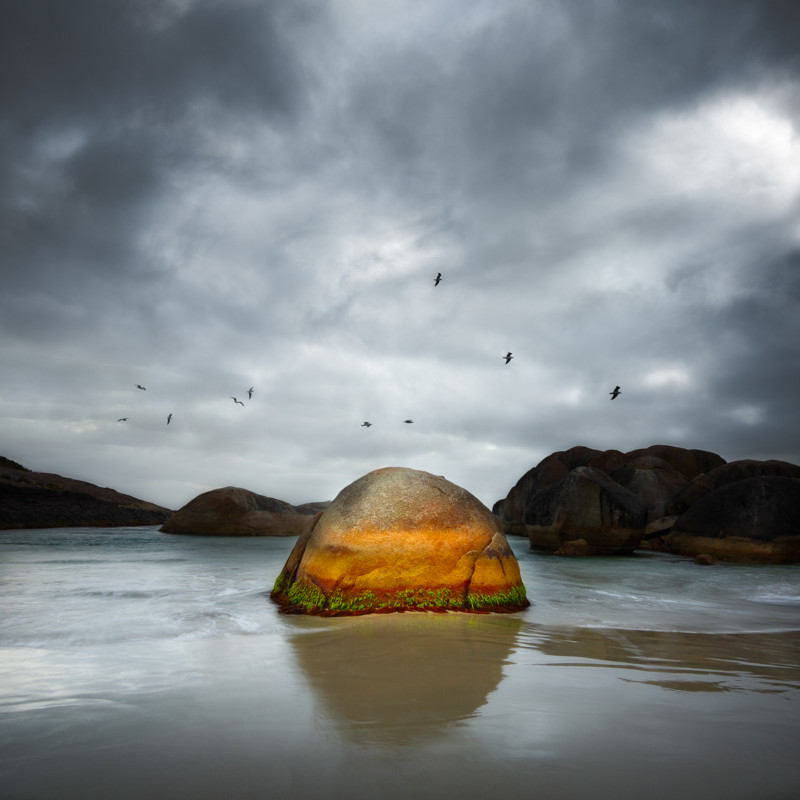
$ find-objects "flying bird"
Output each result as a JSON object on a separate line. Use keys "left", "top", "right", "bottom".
{"left": 434, "top": 272, "right": 442, "bottom": 286}
{"left": 167, "top": 413, "right": 172, "bottom": 424}
{"left": 247, "top": 386, "right": 254, "bottom": 400}
{"left": 610, "top": 386, "right": 621, "bottom": 400}
{"left": 404, "top": 419, "right": 414, "bottom": 424}
{"left": 361, "top": 421, "right": 372, "bottom": 427}
{"left": 231, "top": 397, "right": 245, "bottom": 406}
{"left": 116, "top": 418, "right": 128, "bottom": 422}
{"left": 136, "top": 384, "right": 146, "bottom": 391}
{"left": 503, "top": 352, "right": 513, "bottom": 364}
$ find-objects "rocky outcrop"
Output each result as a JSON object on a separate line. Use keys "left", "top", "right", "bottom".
{"left": 161, "top": 487, "right": 323, "bottom": 536}
{"left": 664, "top": 476, "right": 800, "bottom": 563}
{"left": 494, "top": 444, "right": 722, "bottom": 551}
{"left": 272, "top": 467, "right": 528, "bottom": 615}
{"left": 668, "top": 459, "right": 800, "bottom": 516}
{"left": 0, "top": 457, "right": 172, "bottom": 529}
{"left": 495, "top": 444, "right": 800, "bottom": 562}
{"left": 525, "top": 466, "right": 647, "bottom": 555}
{"left": 609, "top": 456, "right": 688, "bottom": 521}
{"left": 623, "top": 445, "right": 725, "bottom": 481}
{"left": 493, "top": 446, "right": 601, "bottom": 535}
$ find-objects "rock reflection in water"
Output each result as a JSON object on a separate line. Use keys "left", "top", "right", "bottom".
{"left": 518, "top": 624, "right": 800, "bottom": 694}
{"left": 286, "top": 612, "right": 523, "bottom": 744}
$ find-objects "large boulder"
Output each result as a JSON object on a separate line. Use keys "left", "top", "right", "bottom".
{"left": 587, "top": 448, "right": 628, "bottom": 474}
{"left": 271, "top": 467, "right": 528, "bottom": 615}
{"left": 609, "top": 456, "right": 688, "bottom": 522}
{"left": 665, "top": 476, "right": 800, "bottom": 563}
{"left": 623, "top": 444, "right": 725, "bottom": 480}
{"left": 160, "top": 486, "right": 319, "bottom": 536}
{"left": 525, "top": 466, "right": 647, "bottom": 555}
{"left": 493, "top": 446, "right": 601, "bottom": 535}
{"left": 667, "top": 459, "right": 800, "bottom": 516}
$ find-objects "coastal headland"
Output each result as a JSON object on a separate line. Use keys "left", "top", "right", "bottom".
{"left": 0, "top": 456, "right": 172, "bottom": 529}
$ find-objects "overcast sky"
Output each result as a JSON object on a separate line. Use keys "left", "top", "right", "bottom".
{"left": 1, "top": 0, "right": 799, "bottom": 511}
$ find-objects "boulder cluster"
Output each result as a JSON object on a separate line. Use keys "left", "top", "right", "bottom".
{"left": 493, "top": 444, "right": 800, "bottom": 563}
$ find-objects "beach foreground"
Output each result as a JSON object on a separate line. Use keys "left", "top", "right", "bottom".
{"left": 1, "top": 528, "right": 798, "bottom": 800}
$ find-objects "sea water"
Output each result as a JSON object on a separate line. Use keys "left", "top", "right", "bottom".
{"left": 1, "top": 527, "right": 799, "bottom": 800}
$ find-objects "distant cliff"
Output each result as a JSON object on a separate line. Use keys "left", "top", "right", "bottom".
{"left": 0, "top": 456, "right": 173, "bottom": 529}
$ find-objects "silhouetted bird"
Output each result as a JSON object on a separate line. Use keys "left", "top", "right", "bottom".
{"left": 247, "top": 386, "right": 254, "bottom": 400}
{"left": 503, "top": 352, "right": 513, "bottom": 364}
{"left": 361, "top": 421, "right": 372, "bottom": 427}
{"left": 167, "top": 413, "right": 172, "bottom": 424}
{"left": 136, "top": 384, "right": 146, "bottom": 391}
{"left": 610, "top": 386, "right": 621, "bottom": 400}
{"left": 404, "top": 419, "right": 414, "bottom": 424}
{"left": 231, "top": 397, "right": 245, "bottom": 406}
{"left": 117, "top": 418, "right": 128, "bottom": 422}
{"left": 434, "top": 272, "right": 442, "bottom": 286}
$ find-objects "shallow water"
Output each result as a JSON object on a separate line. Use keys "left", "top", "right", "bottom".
{"left": 1, "top": 527, "right": 799, "bottom": 800}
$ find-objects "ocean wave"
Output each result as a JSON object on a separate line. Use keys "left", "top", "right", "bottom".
{"left": 69, "top": 589, "right": 174, "bottom": 599}
{"left": 748, "top": 592, "right": 800, "bottom": 607}
{"left": 175, "top": 609, "right": 262, "bottom": 639}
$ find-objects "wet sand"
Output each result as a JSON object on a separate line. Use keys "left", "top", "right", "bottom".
{"left": 1, "top": 529, "right": 799, "bottom": 799}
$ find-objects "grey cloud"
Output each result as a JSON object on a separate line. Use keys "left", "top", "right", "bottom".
{"left": 0, "top": 0, "right": 311, "bottom": 129}
{"left": 1, "top": 0, "right": 799, "bottom": 509}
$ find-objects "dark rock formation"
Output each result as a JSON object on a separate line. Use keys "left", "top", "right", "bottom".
{"left": 644, "top": 515, "right": 678, "bottom": 539}
{"left": 272, "top": 466, "right": 528, "bottom": 615}
{"left": 623, "top": 444, "right": 725, "bottom": 481}
{"left": 493, "top": 446, "right": 601, "bottom": 535}
{"left": 0, "top": 457, "right": 172, "bottom": 529}
{"left": 496, "top": 443, "right": 800, "bottom": 562}
{"left": 668, "top": 459, "right": 800, "bottom": 516}
{"left": 495, "top": 444, "right": 725, "bottom": 544}
{"left": 665, "top": 476, "right": 800, "bottom": 563}
{"left": 161, "top": 486, "right": 321, "bottom": 536}
{"left": 610, "top": 456, "right": 688, "bottom": 521}
{"left": 709, "top": 459, "right": 800, "bottom": 485}
{"left": 293, "top": 501, "right": 331, "bottom": 515}
{"left": 666, "top": 473, "right": 714, "bottom": 518}
{"left": 525, "top": 466, "right": 647, "bottom": 555}
{"left": 587, "top": 449, "right": 628, "bottom": 475}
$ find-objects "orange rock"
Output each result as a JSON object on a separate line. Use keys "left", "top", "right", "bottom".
{"left": 271, "top": 467, "right": 528, "bottom": 615}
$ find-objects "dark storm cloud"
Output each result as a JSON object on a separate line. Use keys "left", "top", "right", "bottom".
{"left": 710, "top": 249, "right": 800, "bottom": 406}
{"left": 0, "top": 0, "right": 319, "bottom": 351}
{"left": 334, "top": 0, "right": 800, "bottom": 197}
{"left": 0, "top": 0, "right": 798, "bottom": 508}
{"left": 0, "top": 0, "right": 313, "bottom": 258}
{"left": 0, "top": 0, "right": 308, "bottom": 128}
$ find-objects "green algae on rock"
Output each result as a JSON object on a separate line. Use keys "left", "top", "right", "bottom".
{"left": 271, "top": 467, "right": 529, "bottom": 615}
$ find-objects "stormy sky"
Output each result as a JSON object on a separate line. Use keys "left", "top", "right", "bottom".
{"left": 1, "top": 0, "right": 799, "bottom": 511}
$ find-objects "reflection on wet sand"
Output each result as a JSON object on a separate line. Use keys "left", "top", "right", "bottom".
{"left": 518, "top": 624, "right": 800, "bottom": 693}
{"left": 286, "top": 612, "right": 523, "bottom": 744}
